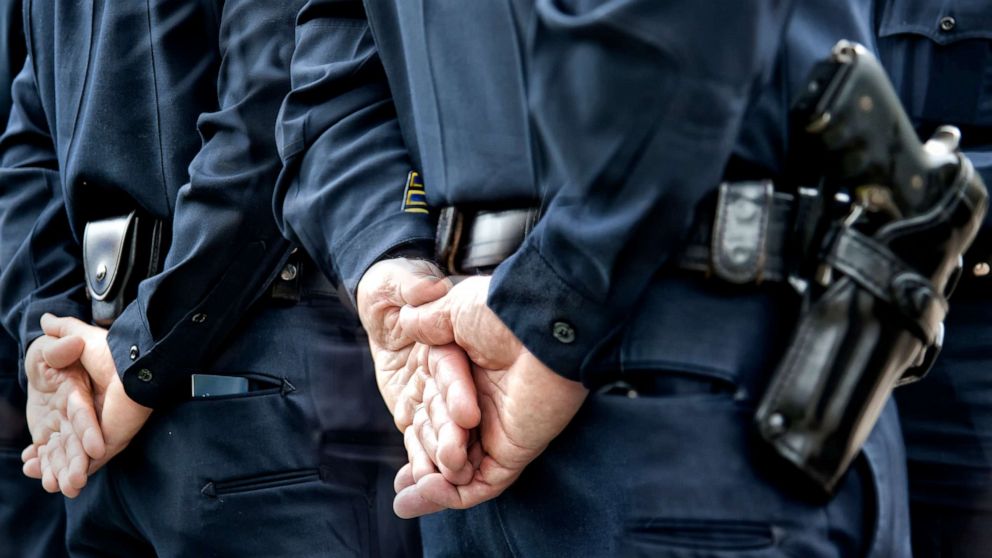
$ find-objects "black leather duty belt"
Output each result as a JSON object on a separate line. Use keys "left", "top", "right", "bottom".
{"left": 434, "top": 181, "right": 800, "bottom": 284}
{"left": 435, "top": 206, "right": 541, "bottom": 275}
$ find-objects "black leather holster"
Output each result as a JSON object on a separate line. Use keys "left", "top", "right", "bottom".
{"left": 83, "top": 211, "right": 165, "bottom": 326}
{"left": 754, "top": 41, "right": 989, "bottom": 494}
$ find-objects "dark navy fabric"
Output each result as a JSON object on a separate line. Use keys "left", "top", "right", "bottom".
{"left": 0, "top": 1, "right": 418, "bottom": 555}
{"left": 276, "top": 0, "right": 910, "bottom": 556}
{"left": 876, "top": 1, "right": 992, "bottom": 556}
{"left": 0, "top": 0, "right": 67, "bottom": 555}
{"left": 64, "top": 297, "right": 419, "bottom": 558}
{"left": 0, "top": 0, "right": 294, "bottom": 408}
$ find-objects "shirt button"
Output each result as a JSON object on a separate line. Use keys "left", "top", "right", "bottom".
{"left": 129, "top": 345, "right": 139, "bottom": 360}
{"left": 137, "top": 369, "right": 153, "bottom": 383}
{"left": 552, "top": 321, "right": 576, "bottom": 344}
{"left": 939, "top": 16, "right": 956, "bottom": 32}
{"left": 280, "top": 263, "right": 298, "bottom": 281}
{"left": 191, "top": 313, "right": 208, "bottom": 324}
{"left": 973, "top": 262, "right": 990, "bottom": 277}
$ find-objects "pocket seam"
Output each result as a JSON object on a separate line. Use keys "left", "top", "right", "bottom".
{"left": 626, "top": 518, "right": 777, "bottom": 551}
{"left": 203, "top": 469, "right": 321, "bottom": 498}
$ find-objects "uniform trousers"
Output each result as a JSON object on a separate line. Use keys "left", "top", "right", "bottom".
{"left": 896, "top": 290, "right": 992, "bottom": 558}
{"left": 421, "top": 277, "right": 912, "bottom": 558}
{"left": 0, "top": 373, "right": 68, "bottom": 558}
{"left": 64, "top": 293, "right": 421, "bottom": 557}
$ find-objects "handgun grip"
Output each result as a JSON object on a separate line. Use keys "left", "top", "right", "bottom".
{"left": 792, "top": 41, "right": 948, "bottom": 216}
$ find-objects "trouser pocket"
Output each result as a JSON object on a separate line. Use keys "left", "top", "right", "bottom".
{"left": 201, "top": 469, "right": 321, "bottom": 498}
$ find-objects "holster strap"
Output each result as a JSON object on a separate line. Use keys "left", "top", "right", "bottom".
{"left": 827, "top": 227, "right": 948, "bottom": 345}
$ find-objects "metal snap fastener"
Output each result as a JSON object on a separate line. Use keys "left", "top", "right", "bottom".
{"left": 129, "top": 345, "right": 139, "bottom": 361}
{"left": 280, "top": 263, "right": 298, "bottom": 281}
{"left": 191, "top": 313, "right": 207, "bottom": 324}
{"left": 95, "top": 264, "right": 107, "bottom": 281}
{"left": 939, "top": 16, "right": 956, "bottom": 32}
{"left": 552, "top": 321, "right": 576, "bottom": 344}
{"left": 137, "top": 369, "right": 153, "bottom": 383}
{"left": 766, "top": 412, "right": 787, "bottom": 436}
{"left": 974, "top": 262, "right": 991, "bottom": 277}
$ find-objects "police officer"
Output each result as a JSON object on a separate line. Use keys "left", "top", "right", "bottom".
{"left": 0, "top": 1, "right": 416, "bottom": 556}
{"left": 0, "top": 0, "right": 68, "bottom": 556}
{"left": 274, "top": 0, "right": 911, "bottom": 555}
{"left": 876, "top": 2, "right": 992, "bottom": 555}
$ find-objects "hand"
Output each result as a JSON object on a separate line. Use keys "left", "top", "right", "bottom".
{"left": 356, "top": 258, "right": 479, "bottom": 432}
{"left": 393, "top": 276, "right": 589, "bottom": 518}
{"left": 21, "top": 332, "right": 105, "bottom": 497}
{"left": 37, "top": 314, "right": 151, "bottom": 477}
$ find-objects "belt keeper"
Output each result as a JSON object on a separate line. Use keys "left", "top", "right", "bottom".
{"left": 435, "top": 206, "right": 465, "bottom": 274}
{"left": 710, "top": 181, "right": 775, "bottom": 284}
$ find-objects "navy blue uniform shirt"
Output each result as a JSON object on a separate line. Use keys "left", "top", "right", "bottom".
{"left": 276, "top": 0, "right": 879, "bottom": 383}
{"left": 877, "top": 0, "right": 992, "bottom": 511}
{"left": 0, "top": 1, "right": 300, "bottom": 407}
{"left": 0, "top": 0, "right": 31, "bottom": 446}
{"left": 275, "top": 0, "right": 876, "bottom": 382}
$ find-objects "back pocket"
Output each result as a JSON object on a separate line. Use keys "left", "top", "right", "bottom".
{"left": 626, "top": 518, "right": 777, "bottom": 552}
{"left": 201, "top": 469, "right": 320, "bottom": 498}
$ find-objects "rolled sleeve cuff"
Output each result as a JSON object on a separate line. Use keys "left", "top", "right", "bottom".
{"left": 487, "top": 243, "right": 611, "bottom": 383}
{"left": 107, "top": 302, "right": 194, "bottom": 409}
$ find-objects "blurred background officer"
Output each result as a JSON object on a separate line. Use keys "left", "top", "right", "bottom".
{"left": 0, "top": 1, "right": 416, "bottom": 556}
{"left": 876, "top": 1, "right": 992, "bottom": 555}
{"left": 275, "top": 0, "right": 909, "bottom": 556}
{"left": 0, "top": 1, "right": 67, "bottom": 556}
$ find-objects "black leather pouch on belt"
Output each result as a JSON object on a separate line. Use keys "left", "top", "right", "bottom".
{"left": 754, "top": 41, "right": 989, "bottom": 494}
{"left": 83, "top": 211, "right": 165, "bottom": 327}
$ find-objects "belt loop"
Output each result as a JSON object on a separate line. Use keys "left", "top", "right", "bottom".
{"left": 435, "top": 206, "right": 465, "bottom": 275}
{"left": 710, "top": 181, "right": 775, "bottom": 284}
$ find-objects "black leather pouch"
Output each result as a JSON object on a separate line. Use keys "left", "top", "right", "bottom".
{"left": 83, "top": 212, "right": 165, "bottom": 327}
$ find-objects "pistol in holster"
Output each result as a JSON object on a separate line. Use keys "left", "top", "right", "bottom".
{"left": 754, "top": 41, "right": 989, "bottom": 494}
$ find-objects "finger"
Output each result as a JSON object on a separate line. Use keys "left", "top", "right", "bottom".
{"left": 21, "top": 444, "right": 38, "bottom": 464}
{"left": 398, "top": 297, "right": 456, "bottom": 346}
{"left": 416, "top": 471, "right": 503, "bottom": 511}
{"left": 414, "top": 394, "right": 442, "bottom": 471}
{"left": 41, "top": 335, "right": 86, "bottom": 369}
{"left": 394, "top": 462, "right": 415, "bottom": 494}
{"left": 63, "top": 430, "right": 90, "bottom": 493}
{"left": 428, "top": 344, "right": 480, "bottom": 429}
{"left": 22, "top": 456, "right": 42, "bottom": 479}
{"left": 40, "top": 314, "right": 90, "bottom": 340}
{"left": 22, "top": 444, "right": 42, "bottom": 479}
{"left": 393, "top": 482, "right": 448, "bottom": 519}
{"left": 399, "top": 260, "right": 453, "bottom": 307}
{"left": 47, "top": 430, "right": 69, "bottom": 486}
{"left": 424, "top": 377, "right": 473, "bottom": 485}
{"left": 393, "top": 358, "right": 427, "bottom": 430}
{"left": 39, "top": 440, "right": 59, "bottom": 493}
{"left": 405, "top": 418, "right": 436, "bottom": 483}
{"left": 67, "top": 385, "right": 106, "bottom": 460}
{"left": 58, "top": 434, "right": 89, "bottom": 498}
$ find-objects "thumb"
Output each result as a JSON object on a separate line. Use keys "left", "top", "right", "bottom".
{"left": 399, "top": 259, "right": 452, "bottom": 307}
{"left": 40, "top": 314, "right": 90, "bottom": 340}
{"left": 41, "top": 336, "right": 86, "bottom": 370}
{"left": 398, "top": 295, "right": 456, "bottom": 347}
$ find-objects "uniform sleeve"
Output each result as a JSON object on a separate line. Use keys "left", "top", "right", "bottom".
{"left": 273, "top": 0, "right": 434, "bottom": 298}
{"left": 105, "top": 0, "right": 304, "bottom": 408}
{"left": 0, "top": 57, "right": 90, "bottom": 376}
{"left": 487, "top": 0, "right": 796, "bottom": 381}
